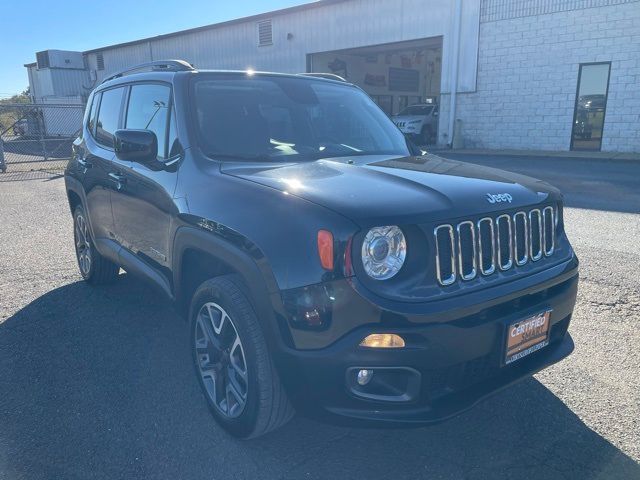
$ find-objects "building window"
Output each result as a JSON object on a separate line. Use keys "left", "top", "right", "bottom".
{"left": 257, "top": 20, "right": 273, "bottom": 46}
{"left": 571, "top": 62, "right": 611, "bottom": 152}
{"left": 96, "top": 53, "right": 105, "bottom": 71}
{"left": 370, "top": 95, "right": 393, "bottom": 116}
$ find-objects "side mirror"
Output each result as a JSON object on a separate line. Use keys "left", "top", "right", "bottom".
{"left": 114, "top": 129, "right": 158, "bottom": 164}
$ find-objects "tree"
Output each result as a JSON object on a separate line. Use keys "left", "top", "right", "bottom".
{"left": 0, "top": 87, "right": 31, "bottom": 134}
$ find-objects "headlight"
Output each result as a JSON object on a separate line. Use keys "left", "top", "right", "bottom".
{"left": 361, "top": 226, "right": 407, "bottom": 280}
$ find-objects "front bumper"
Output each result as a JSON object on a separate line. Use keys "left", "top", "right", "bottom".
{"left": 274, "top": 258, "right": 579, "bottom": 425}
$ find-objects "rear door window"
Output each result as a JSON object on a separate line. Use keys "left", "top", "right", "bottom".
{"left": 86, "top": 93, "right": 100, "bottom": 136}
{"left": 95, "top": 87, "right": 125, "bottom": 148}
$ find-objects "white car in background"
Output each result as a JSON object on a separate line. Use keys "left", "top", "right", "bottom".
{"left": 392, "top": 104, "right": 438, "bottom": 145}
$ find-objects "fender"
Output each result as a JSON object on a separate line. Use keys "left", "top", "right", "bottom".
{"left": 64, "top": 174, "right": 98, "bottom": 243}
{"left": 172, "top": 225, "right": 294, "bottom": 349}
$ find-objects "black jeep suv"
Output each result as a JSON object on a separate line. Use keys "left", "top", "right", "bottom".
{"left": 65, "top": 60, "right": 579, "bottom": 438}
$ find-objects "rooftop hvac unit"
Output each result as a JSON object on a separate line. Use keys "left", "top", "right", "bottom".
{"left": 35, "top": 50, "right": 84, "bottom": 70}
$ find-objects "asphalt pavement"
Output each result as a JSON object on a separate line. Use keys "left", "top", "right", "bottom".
{"left": 0, "top": 155, "right": 639, "bottom": 479}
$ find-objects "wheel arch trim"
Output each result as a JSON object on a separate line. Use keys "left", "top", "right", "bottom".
{"left": 65, "top": 175, "right": 103, "bottom": 254}
{"left": 172, "top": 225, "right": 291, "bottom": 347}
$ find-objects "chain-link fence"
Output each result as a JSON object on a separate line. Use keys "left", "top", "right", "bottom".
{"left": 0, "top": 103, "right": 85, "bottom": 174}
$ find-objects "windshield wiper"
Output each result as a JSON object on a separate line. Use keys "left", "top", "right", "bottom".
{"left": 312, "top": 151, "right": 395, "bottom": 159}
{"left": 205, "top": 152, "right": 271, "bottom": 161}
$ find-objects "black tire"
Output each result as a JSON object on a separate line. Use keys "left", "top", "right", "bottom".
{"left": 189, "top": 275, "right": 294, "bottom": 439}
{"left": 420, "top": 125, "right": 433, "bottom": 145}
{"left": 73, "top": 205, "right": 119, "bottom": 284}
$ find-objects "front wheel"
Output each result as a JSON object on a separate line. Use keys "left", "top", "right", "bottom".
{"left": 73, "top": 205, "right": 119, "bottom": 284}
{"left": 190, "top": 276, "right": 294, "bottom": 438}
{"left": 420, "top": 125, "right": 433, "bottom": 145}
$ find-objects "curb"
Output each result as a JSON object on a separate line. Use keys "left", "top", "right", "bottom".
{"left": 429, "top": 148, "right": 640, "bottom": 165}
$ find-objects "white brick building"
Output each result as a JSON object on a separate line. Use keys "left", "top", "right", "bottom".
{"left": 449, "top": 0, "right": 640, "bottom": 152}
{"left": 25, "top": 0, "right": 640, "bottom": 153}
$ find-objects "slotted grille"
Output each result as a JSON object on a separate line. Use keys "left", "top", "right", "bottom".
{"left": 543, "top": 206, "right": 555, "bottom": 255}
{"left": 36, "top": 51, "right": 50, "bottom": 69}
{"left": 257, "top": 20, "right": 273, "bottom": 46}
{"left": 434, "top": 206, "right": 557, "bottom": 286}
{"left": 513, "top": 212, "right": 528, "bottom": 266}
{"left": 434, "top": 225, "right": 456, "bottom": 286}
{"left": 96, "top": 53, "right": 105, "bottom": 71}
{"left": 477, "top": 218, "right": 495, "bottom": 275}
{"left": 529, "top": 209, "right": 543, "bottom": 261}
{"left": 457, "top": 221, "right": 477, "bottom": 280}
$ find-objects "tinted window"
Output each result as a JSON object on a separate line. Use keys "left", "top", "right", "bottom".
{"left": 125, "top": 84, "right": 171, "bottom": 159}
{"left": 192, "top": 75, "right": 409, "bottom": 161}
{"left": 95, "top": 88, "right": 124, "bottom": 148}
{"left": 86, "top": 93, "right": 100, "bottom": 136}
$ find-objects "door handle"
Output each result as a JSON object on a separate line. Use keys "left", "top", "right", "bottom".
{"left": 108, "top": 172, "right": 127, "bottom": 191}
{"left": 77, "top": 157, "right": 92, "bottom": 169}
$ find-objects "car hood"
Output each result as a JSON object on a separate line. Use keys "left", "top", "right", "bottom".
{"left": 392, "top": 115, "right": 426, "bottom": 123}
{"left": 221, "top": 154, "right": 559, "bottom": 227}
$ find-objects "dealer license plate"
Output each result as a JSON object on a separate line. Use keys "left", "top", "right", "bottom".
{"left": 504, "top": 310, "right": 551, "bottom": 365}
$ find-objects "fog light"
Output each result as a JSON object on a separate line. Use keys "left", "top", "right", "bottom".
{"left": 360, "top": 333, "right": 405, "bottom": 348}
{"left": 357, "top": 369, "right": 374, "bottom": 386}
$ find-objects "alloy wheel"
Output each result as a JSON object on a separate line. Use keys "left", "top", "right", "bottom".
{"left": 74, "top": 213, "right": 92, "bottom": 276}
{"left": 195, "top": 302, "right": 249, "bottom": 419}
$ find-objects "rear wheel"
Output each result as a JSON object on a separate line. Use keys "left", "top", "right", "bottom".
{"left": 73, "top": 205, "right": 119, "bottom": 284}
{"left": 190, "top": 276, "right": 294, "bottom": 438}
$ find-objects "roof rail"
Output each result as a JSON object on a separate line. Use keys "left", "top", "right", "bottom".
{"left": 298, "top": 73, "right": 347, "bottom": 82}
{"left": 101, "top": 59, "right": 194, "bottom": 84}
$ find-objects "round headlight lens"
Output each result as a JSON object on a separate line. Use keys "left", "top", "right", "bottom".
{"left": 361, "top": 226, "right": 407, "bottom": 280}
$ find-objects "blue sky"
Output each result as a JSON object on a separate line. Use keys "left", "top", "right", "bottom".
{"left": 0, "top": 0, "right": 308, "bottom": 97}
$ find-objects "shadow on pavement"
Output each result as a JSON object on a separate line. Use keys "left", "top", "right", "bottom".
{"left": 0, "top": 170, "right": 64, "bottom": 182}
{"left": 437, "top": 153, "right": 640, "bottom": 214}
{"left": 1, "top": 275, "right": 638, "bottom": 480}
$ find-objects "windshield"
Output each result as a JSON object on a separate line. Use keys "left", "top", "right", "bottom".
{"left": 192, "top": 74, "right": 410, "bottom": 161}
{"left": 399, "top": 105, "right": 434, "bottom": 116}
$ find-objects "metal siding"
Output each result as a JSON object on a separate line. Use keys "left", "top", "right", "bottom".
{"left": 90, "top": 0, "right": 480, "bottom": 93}
{"left": 50, "top": 69, "right": 91, "bottom": 98}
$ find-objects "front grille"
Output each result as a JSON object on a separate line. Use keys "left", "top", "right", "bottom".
{"left": 434, "top": 206, "right": 556, "bottom": 286}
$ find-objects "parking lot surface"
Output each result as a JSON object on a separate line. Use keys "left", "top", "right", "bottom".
{"left": 1, "top": 155, "right": 639, "bottom": 479}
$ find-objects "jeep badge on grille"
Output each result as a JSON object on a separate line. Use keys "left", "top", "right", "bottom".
{"left": 486, "top": 193, "right": 513, "bottom": 204}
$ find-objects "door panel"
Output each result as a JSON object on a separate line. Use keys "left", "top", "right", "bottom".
{"left": 77, "top": 91, "right": 116, "bottom": 241}
{"left": 82, "top": 140, "right": 116, "bottom": 241}
{"left": 111, "top": 161, "right": 178, "bottom": 269}
{"left": 110, "top": 83, "right": 178, "bottom": 272}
